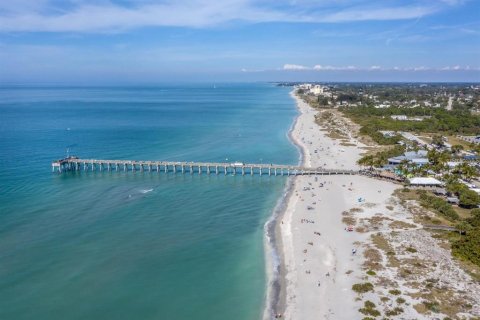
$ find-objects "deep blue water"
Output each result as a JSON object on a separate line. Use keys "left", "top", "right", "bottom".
{"left": 0, "top": 84, "right": 297, "bottom": 320}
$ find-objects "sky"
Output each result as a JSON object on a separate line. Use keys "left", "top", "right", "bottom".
{"left": 0, "top": 0, "right": 479, "bottom": 84}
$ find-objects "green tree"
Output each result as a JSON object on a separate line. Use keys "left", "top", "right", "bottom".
{"left": 358, "top": 155, "right": 375, "bottom": 169}
{"left": 446, "top": 180, "right": 467, "bottom": 195}
{"left": 397, "top": 160, "right": 410, "bottom": 177}
{"left": 467, "top": 209, "right": 480, "bottom": 228}
{"left": 427, "top": 149, "right": 440, "bottom": 165}
{"left": 317, "top": 96, "right": 329, "bottom": 106}
{"left": 459, "top": 189, "right": 480, "bottom": 208}
{"left": 455, "top": 221, "right": 473, "bottom": 234}
{"left": 431, "top": 135, "right": 445, "bottom": 148}
{"left": 456, "top": 162, "right": 478, "bottom": 181}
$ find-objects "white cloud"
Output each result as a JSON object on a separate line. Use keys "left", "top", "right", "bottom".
{"left": 437, "top": 0, "right": 467, "bottom": 5}
{"left": 313, "top": 65, "right": 357, "bottom": 71}
{"left": 313, "top": 65, "right": 335, "bottom": 70}
{"left": 414, "top": 66, "right": 429, "bottom": 71}
{"left": 281, "top": 64, "right": 480, "bottom": 72}
{"left": 321, "top": 5, "right": 436, "bottom": 23}
{"left": 283, "top": 64, "right": 310, "bottom": 70}
{"left": 0, "top": 0, "right": 461, "bottom": 33}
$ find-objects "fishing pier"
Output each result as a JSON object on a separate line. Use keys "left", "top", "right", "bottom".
{"left": 52, "top": 157, "right": 358, "bottom": 176}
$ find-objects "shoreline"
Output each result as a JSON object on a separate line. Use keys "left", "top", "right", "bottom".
{"left": 263, "top": 90, "right": 305, "bottom": 319}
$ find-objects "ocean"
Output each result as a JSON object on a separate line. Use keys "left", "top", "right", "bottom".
{"left": 0, "top": 83, "right": 298, "bottom": 320}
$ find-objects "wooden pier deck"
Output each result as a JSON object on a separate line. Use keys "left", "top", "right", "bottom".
{"left": 52, "top": 156, "right": 359, "bottom": 176}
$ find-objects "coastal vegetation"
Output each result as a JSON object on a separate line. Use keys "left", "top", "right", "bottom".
{"left": 388, "top": 289, "right": 401, "bottom": 295}
{"left": 357, "top": 145, "right": 405, "bottom": 168}
{"left": 397, "top": 188, "right": 480, "bottom": 269}
{"left": 359, "top": 124, "right": 402, "bottom": 145}
{"left": 341, "top": 105, "right": 480, "bottom": 135}
{"left": 352, "top": 282, "right": 374, "bottom": 293}
{"left": 445, "top": 180, "right": 480, "bottom": 208}
{"left": 418, "top": 191, "right": 460, "bottom": 221}
{"left": 366, "top": 270, "right": 376, "bottom": 276}
{"left": 359, "top": 301, "right": 381, "bottom": 317}
{"left": 452, "top": 209, "right": 480, "bottom": 266}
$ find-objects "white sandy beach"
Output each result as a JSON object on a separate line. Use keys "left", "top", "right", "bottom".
{"left": 274, "top": 93, "right": 398, "bottom": 319}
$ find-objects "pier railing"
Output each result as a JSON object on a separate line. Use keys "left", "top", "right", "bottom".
{"left": 52, "top": 157, "right": 359, "bottom": 176}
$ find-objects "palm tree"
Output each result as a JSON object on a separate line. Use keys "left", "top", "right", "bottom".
{"left": 427, "top": 149, "right": 439, "bottom": 165}
{"left": 397, "top": 159, "right": 410, "bottom": 177}
{"left": 458, "top": 162, "right": 477, "bottom": 181}
{"left": 358, "top": 155, "right": 375, "bottom": 170}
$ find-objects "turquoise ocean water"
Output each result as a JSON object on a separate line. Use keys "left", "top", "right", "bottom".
{"left": 0, "top": 84, "right": 297, "bottom": 320}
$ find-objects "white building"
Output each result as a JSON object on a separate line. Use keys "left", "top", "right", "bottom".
{"left": 310, "top": 85, "right": 324, "bottom": 95}
{"left": 298, "top": 83, "right": 312, "bottom": 90}
{"left": 409, "top": 177, "right": 444, "bottom": 187}
{"left": 391, "top": 115, "right": 408, "bottom": 121}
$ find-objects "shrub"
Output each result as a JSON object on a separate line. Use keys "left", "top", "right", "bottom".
{"left": 352, "top": 282, "right": 374, "bottom": 293}
{"left": 359, "top": 124, "right": 402, "bottom": 145}
{"left": 359, "top": 300, "right": 381, "bottom": 317}
{"left": 405, "top": 246, "right": 417, "bottom": 253}
{"left": 396, "top": 297, "right": 406, "bottom": 304}
{"left": 359, "top": 308, "right": 380, "bottom": 317}
{"left": 385, "top": 307, "right": 404, "bottom": 316}
{"left": 423, "top": 300, "right": 440, "bottom": 313}
{"left": 418, "top": 193, "right": 459, "bottom": 221}
{"left": 366, "top": 270, "right": 376, "bottom": 276}
{"left": 389, "top": 289, "right": 401, "bottom": 295}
